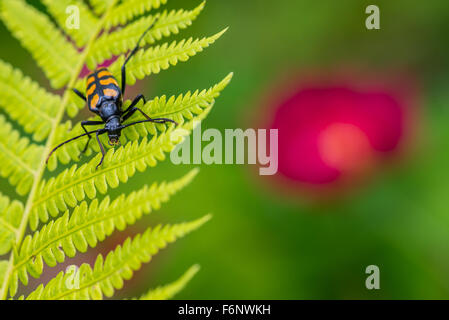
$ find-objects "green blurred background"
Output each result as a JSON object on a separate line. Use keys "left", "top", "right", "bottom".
{"left": 2, "top": 0, "right": 449, "bottom": 299}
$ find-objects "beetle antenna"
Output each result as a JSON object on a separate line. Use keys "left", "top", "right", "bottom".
{"left": 46, "top": 129, "right": 104, "bottom": 164}
{"left": 124, "top": 15, "right": 160, "bottom": 65}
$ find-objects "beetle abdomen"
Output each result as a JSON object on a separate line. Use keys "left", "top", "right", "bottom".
{"left": 86, "top": 68, "right": 121, "bottom": 113}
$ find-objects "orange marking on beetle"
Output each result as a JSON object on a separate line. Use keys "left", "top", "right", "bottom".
{"left": 98, "top": 70, "right": 112, "bottom": 78}
{"left": 99, "top": 78, "right": 118, "bottom": 86}
{"left": 103, "top": 88, "right": 118, "bottom": 97}
{"left": 86, "top": 84, "right": 96, "bottom": 96}
{"left": 90, "top": 94, "right": 99, "bottom": 109}
{"left": 86, "top": 76, "right": 95, "bottom": 86}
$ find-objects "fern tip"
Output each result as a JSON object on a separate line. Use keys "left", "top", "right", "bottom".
{"left": 221, "top": 72, "right": 234, "bottom": 85}
{"left": 190, "top": 167, "right": 201, "bottom": 176}
{"left": 214, "top": 27, "right": 229, "bottom": 39}
{"left": 190, "top": 264, "right": 201, "bottom": 274}
{"left": 201, "top": 213, "right": 213, "bottom": 223}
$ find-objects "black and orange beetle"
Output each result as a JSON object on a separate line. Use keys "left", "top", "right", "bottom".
{"left": 47, "top": 19, "right": 176, "bottom": 169}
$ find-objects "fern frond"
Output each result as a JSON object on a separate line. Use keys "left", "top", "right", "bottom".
{"left": 33, "top": 125, "right": 194, "bottom": 228}
{"left": 87, "top": 2, "right": 205, "bottom": 68}
{"left": 51, "top": 73, "right": 232, "bottom": 166}
{"left": 0, "top": 0, "right": 79, "bottom": 88}
{"left": 109, "top": 28, "right": 228, "bottom": 87}
{"left": 0, "top": 192, "right": 23, "bottom": 255}
{"left": 41, "top": 0, "right": 99, "bottom": 48}
{"left": 105, "top": 0, "right": 167, "bottom": 29}
{"left": 25, "top": 215, "right": 210, "bottom": 300}
{"left": 0, "top": 116, "right": 44, "bottom": 195}
{"left": 0, "top": 0, "right": 231, "bottom": 300}
{"left": 0, "top": 60, "right": 59, "bottom": 141}
{"left": 12, "top": 169, "right": 198, "bottom": 293}
{"left": 139, "top": 264, "right": 200, "bottom": 300}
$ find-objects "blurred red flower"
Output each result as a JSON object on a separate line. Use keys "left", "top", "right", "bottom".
{"left": 80, "top": 57, "right": 117, "bottom": 78}
{"left": 259, "top": 69, "right": 419, "bottom": 197}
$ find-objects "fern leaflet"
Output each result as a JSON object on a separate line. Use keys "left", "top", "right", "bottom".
{"left": 0, "top": 192, "right": 23, "bottom": 255}
{"left": 139, "top": 264, "right": 200, "bottom": 300}
{"left": 0, "top": 60, "right": 60, "bottom": 141}
{"left": 105, "top": 0, "right": 168, "bottom": 29}
{"left": 89, "top": 0, "right": 115, "bottom": 16}
{"left": 25, "top": 215, "right": 210, "bottom": 300}
{"left": 87, "top": 2, "right": 205, "bottom": 68}
{"left": 0, "top": 115, "right": 43, "bottom": 195}
{"left": 1, "top": 0, "right": 79, "bottom": 88}
{"left": 42, "top": 0, "right": 99, "bottom": 48}
{"left": 109, "top": 29, "right": 228, "bottom": 86}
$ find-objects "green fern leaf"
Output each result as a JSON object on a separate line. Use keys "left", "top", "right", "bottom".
{"left": 42, "top": 0, "right": 99, "bottom": 48}
{"left": 0, "top": 193, "right": 23, "bottom": 255}
{"left": 0, "top": 60, "right": 60, "bottom": 141}
{"left": 0, "top": 261, "right": 8, "bottom": 286}
{"left": 109, "top": 28, "right": 228, "bottom": 86}
{"left": 88, "top": 0, "right": 115, "bottom": 15}
{"left": 139, "top": 264, "right": 200, "bottom": 300}
{"left": 0, "top": 0, "right": 79, "bottom": 88}
{"left": 25, "top": 215, "right": 210, "bottom": 300}
{"left": 12, "top": 169, "right": 198, "bottom": 289}
{"left": 105, "top": 0, "right": 167, "bottom": 29}
{"left": 0, "top": 115, "right": 44, "bottom": 195}
{"left": 53, "top": 73, "right": 232, "bottom": 166}
{"left": 87, "top": 2, "right": 205, "bottom": 68}
{"left": 66, "top": 94, "right": 86, "bottom": 118}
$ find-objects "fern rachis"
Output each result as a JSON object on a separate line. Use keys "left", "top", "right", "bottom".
{"left": 0, "top": 0, "right": 232, "bottom": 300}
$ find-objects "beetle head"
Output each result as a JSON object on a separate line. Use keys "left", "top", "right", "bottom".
{"left": 105, "top": 116, "right": 122, "bottom": 146}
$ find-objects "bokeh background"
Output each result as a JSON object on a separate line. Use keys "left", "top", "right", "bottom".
{"left": 2, "top": 0, "right": 449, "bottom": 299}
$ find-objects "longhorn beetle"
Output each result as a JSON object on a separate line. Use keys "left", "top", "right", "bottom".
{"left": 46, "top": 18, "right": 177, "bottom": 169}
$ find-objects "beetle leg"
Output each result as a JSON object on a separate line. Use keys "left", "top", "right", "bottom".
{"left": 123, "top": 94, "right": 146, "bottom": 114}
{"left": 80, "top": 120, "right": 104, "bottom": 154}
{"left": 122, "top": 94, "right": 146, "bottom": 121}
{"left": 95, "top": 129, "right": 108, "bottom": 170}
